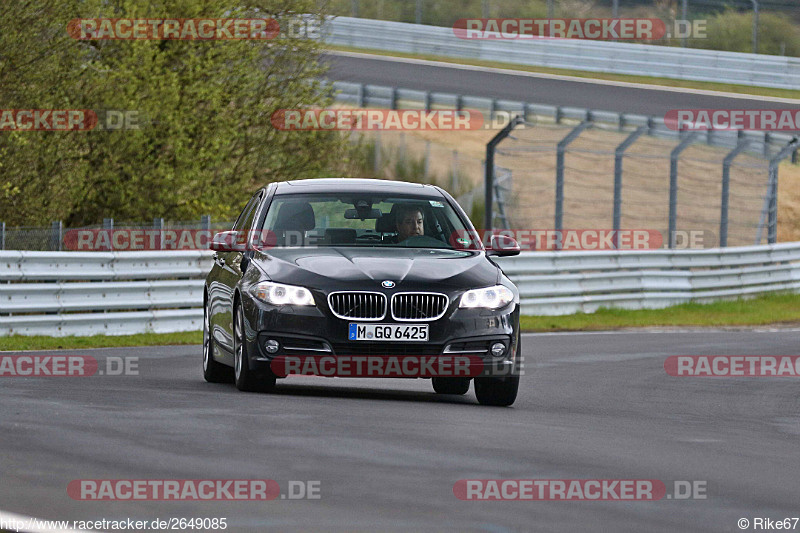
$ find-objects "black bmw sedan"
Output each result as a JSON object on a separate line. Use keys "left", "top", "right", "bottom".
{"left": 203, "top": 178, "right": 522, "bottom": 406}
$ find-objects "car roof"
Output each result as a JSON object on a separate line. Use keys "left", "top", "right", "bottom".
{"left": 274, "top": 178, "right": 444, "bottom": 197}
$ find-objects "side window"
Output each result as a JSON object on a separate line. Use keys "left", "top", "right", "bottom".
{"left": 230, "top": 193, "right": 263, "bottom": 249}
{"left": 233, "top": 193, "right": 262, "bottom": 232}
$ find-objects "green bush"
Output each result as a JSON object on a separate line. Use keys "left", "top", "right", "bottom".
{"left": 0, "top": 0, "right": 347, "bottom": 226}
{"left": 692, "top": 9, "right": 800, "bottom": 56}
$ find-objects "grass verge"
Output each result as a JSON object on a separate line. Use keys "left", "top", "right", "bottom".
{"left": 0, "top": 331, "right": 202, "bottom": 352}
{"left": 520, "top": 292, "right": 800, "bottom": 332}
{"left": 326, "top": 45, "right": 800, "bottom": 100}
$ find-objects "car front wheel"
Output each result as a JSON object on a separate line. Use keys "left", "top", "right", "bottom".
{"left": 234, "top": 302, "right": 276, "bottom": 393}
{"left": 474, "top": 375, "right": 519, "bottom": 406}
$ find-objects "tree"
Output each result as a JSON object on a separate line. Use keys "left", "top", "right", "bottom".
{"left": 0, "top": 0, "right": 345, "bottom": 226}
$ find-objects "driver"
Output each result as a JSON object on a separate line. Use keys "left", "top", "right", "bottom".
{"left": 395, "top": 204, "right": 424, "bottom": 242}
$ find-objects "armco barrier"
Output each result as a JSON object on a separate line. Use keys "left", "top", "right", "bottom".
{"left": 496, "top": 242, "right": 800, "bottom": 315}
{"left": 0, "top": 251, "right": 212, "bottom": 337}
{"left": 327, "top": 80, "right": 797, "bottom": 157}
{"left": 1, "top": 244, "right": 799, "bottom": 336}
{"left": 323, "top": 17, "right": 800, "bottom": 91}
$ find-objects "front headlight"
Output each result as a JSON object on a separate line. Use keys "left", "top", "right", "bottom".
{"left": 459, "top": 285, "right": 514, "bottom": 309}
{"left": 251, "top": 282, "right": 315, "bottom": 306}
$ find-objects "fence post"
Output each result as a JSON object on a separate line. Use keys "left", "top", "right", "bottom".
{"left": 103, "top": 218, "right": 114, "bottom": 230}
{"left": 423, "top": 141, "right": 430, "bottom": 179}
{"left": 0, "top": 222, "right": 4, "bottom": 251}
{"left": 390, "top": 86, "right": 398, "bottom": 110}
{"left": 424, "top": 91, "right": 432, "bottom": 112}
{"left": 613, "top": 126, "right": 647, "bottom": 237}
{"left": 201, "top": 215, "right": 211, "bottom": 251}
{"left": 556, "top": 120, "right": 593, "bottom": 233}
{"left": 373, "top": 131, "right": 381, "bottom": 173}
{"left": 357, "top": 83, "right": 365, "bottom": 108}
{"left": 681, "top": 0, "right": 688, "bottom": 48}
{"left": 50, "top": 220, "right": 63, "bottom": 251}
{"left": 485, "top": 116, "right": 524, "bottom": 232}
{"left": 451, "top": 150, "right": 459, "bottom": 192}
{"left": 153, "top": 217, "right": 164, "bottom": 250}
{"left": 668, "top": 132, "right": 699, "bottom": 248}
{"left": 720, "top": 139, "right": 751, "bottom": 247}
{"left": 757, "top": 140, "right": 799, "bottom": 244}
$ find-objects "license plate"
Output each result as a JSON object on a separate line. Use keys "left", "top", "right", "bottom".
{"left": 349, "top": 323, "right": 429, "bottom": 342}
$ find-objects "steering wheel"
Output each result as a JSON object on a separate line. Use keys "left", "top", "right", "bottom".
{"left": 398, "top": 235, "right": 446, "bottom": 248}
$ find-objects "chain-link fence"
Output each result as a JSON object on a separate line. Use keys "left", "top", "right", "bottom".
{"left": 348, "top": 130, "right": 486, "bottom": 220}
{"left": 492, "top": 115, "right": 797, "bottom": 247}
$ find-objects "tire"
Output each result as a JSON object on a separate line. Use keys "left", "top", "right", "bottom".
{"left": 431, "top": 377, "right": 470, "bottom": 395}
{"left": 474, "top": 375, "right": 519, "bottom": 406}
{"left": 234, "top": 302, "right": 276, "bottom": 393}
{"left": 203, "top": 301, "right": 233, "bottom": 383}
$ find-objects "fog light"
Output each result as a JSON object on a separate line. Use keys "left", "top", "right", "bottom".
{"left": 490, "top": 342, "right": 506, "bottom": 357}
{"left": 265, "top": 339, "right": 279, "bottom": 354}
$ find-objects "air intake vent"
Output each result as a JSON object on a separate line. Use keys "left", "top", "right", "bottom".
{"left": 391, "top": 293, "right": 448, "bottom": 321}
{"left": 328, "top": 292, "right": 386, "bottom": 320}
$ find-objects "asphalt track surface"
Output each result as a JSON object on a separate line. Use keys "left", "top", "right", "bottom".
{"left": 2, "top": 329, "right": 800, "bottom": 532}
{"left": 323, "top": 52, "right": 800, "bottom": 117}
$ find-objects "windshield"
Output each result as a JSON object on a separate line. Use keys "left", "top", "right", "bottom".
{"left": 257, "top": 193, "right": 475, "bottom": 249}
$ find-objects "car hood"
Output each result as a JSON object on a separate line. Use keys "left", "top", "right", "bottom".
{"left": 254, "top": 247, "right": 498, "bottom": 290}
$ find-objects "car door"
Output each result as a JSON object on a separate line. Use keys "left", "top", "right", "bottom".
{"left": 211, "top": 191, "right": 263, "bottom": 354}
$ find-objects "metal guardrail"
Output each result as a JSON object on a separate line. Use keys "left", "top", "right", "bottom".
{"left": 329, "top": 80, "right": 798, "bottom": 158}
{"left": 496, "top": 242, "right": 800, "bottom": 315}
{"left": 0, "top": 251, "right": 211, "bottom": 337}
{"left": 2, "top": 245, "right": 800, "bottom": 336}
{"left": 323, "top": 17, "right": 800, "bottom": 91}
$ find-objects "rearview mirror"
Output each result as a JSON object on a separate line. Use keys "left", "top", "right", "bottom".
{"left": 486, "top": 234, "right": 521, "bottom": 257}
{"left": 344, "top": 208, "right": 383, "bottom": 220}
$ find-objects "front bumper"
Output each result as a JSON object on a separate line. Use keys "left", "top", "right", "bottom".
{"left": 241, "top": 294, "right": 521, "bottom": 379}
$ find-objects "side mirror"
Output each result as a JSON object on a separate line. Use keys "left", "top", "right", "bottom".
{"left": 486, "top": 234, "right": 520, "bottom": 257}
{"left": 210, "top": 230, "right": 242, "bottom": 252}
